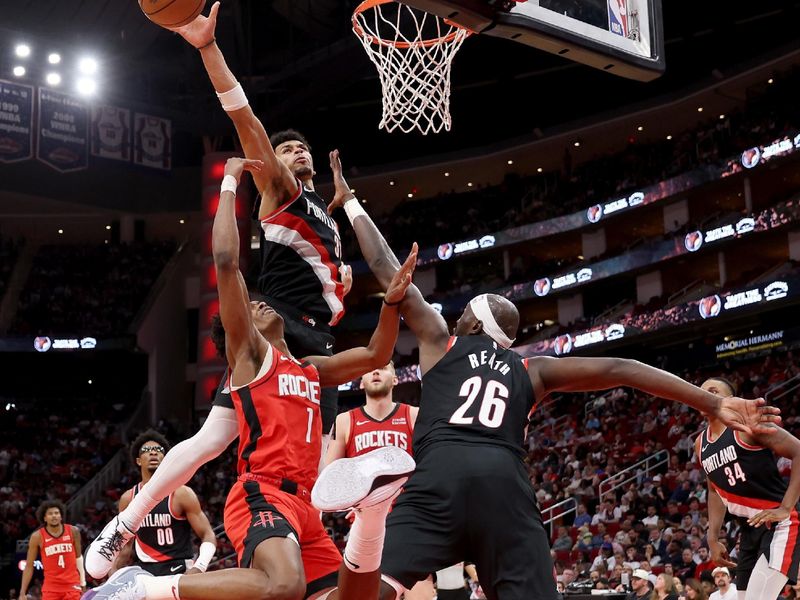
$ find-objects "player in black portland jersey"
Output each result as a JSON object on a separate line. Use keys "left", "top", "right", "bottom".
{"left": 308, "top": 174, "right": 781, "bottom": 600}
{"left": 696, "top": 378, "right": 800, "bottom": 600}
{"left": 113, "top": 431, "right": 217, "bottom": 577}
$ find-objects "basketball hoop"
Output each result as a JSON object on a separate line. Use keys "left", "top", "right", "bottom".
{"left": 352, "top": 0, "right": 472, "bottom": 135}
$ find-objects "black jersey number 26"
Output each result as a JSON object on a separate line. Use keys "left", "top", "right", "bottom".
{"left": 449, "top": 376, "right": 509, "bottom": 428}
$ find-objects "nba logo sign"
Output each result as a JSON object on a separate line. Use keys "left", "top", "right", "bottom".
{"left": 608, "top": 0, "right": 628, "bottom": 37}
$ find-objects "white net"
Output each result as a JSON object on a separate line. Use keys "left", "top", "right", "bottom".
{"left": 352, "top": 0, "right": 470, "bottom": 135}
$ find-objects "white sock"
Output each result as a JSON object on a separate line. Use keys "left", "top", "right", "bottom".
{"left": 342, "top": 501, "right": 391, "bottom": 573}
{"left": 139, "top": 574, "right": 182, "bottom": 600}
{"left": 121, "top": 487, "right": 158, "bottom": 532}
{"left": 744, "top": 555, "right": 788, "bottom": 600}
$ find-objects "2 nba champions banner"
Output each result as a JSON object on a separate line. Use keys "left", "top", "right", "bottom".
{"left": 0, "top": 78, "right": 170, "bottom": 171}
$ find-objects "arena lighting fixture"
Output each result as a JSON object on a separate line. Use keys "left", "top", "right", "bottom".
{"left": 350, "top": 188, "right": 355, "bottom": 193}
{"left": 637, "top": 126, "right": 644, "bottom": 131}
{"left": 768, "top": 78, "right": 774, "bottom": 84}
{"left": 12, "top": 66, "right": 25, "bottom": 77}
{"left": 78, "top": 57, "right": 99, "bottom": 75}
{"left": 719, "top": 114, "right": 725, "bottom": 119}
{"left": 48, "top": 53, "right": 61, "bottom": 65}
{"left": 697, "top": 107, "right": 703, "bottom": 112}
{"left": 467, "top": 182, "right": 473, "bottom": 187}
{"left": 105, "top": 225, "right": 111, "bottom": 230}
{"left": 537, "top": 167, "right": 543, "bottom": 173}
{"left": 389, "top": 180, "right": 395, "bottom": 186}
{"left": 58, "top": 229, "right": 64, "bottom": 234}
{"left": 75, "top": 78, "right": 97, "bottom": 96}
{"left": 15, "top": 44, "right": 31, "bottom": 58}
{"left": 573, "top": 141, "right": 581, "bottom": 147}
{"left": 507, "top": 160, "right": 513, "bottom": 165}
{"left": 179, "top": 219, "right": 185, "bottom": 224}
{"left": 444, "top": 172, "right": 450, "bottom": 176}
{"left": 88, "top": 379, "right": 93, "bottom": 384}
{"left": 407, "top": 193, "right": 413, "bottom": 198}
{"left": 46, "top": 72, "right": 62, "bottom": 86}
{"left": 666, "top": 135, "right": 673, "bottom": 140}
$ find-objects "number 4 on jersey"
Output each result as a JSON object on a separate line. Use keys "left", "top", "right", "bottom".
{"left": 724, "top": 462, "right": 747, "bottom": 487}
{"left": 450, "top": 376, "right": 508, "bottom": 428}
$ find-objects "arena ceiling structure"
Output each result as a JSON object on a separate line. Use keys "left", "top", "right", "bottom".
{"left": 3, "top": 0, "right": 799, "bottom": 170}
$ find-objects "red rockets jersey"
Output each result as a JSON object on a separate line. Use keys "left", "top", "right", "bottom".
{"left": 229, "top": 344, "right": 322, "bottom": 493}
{"left": 38, "top": 525, "right": 80, "bottom": 592}
{"left": 344, "top": 403, "right": 414, "bottom": 458}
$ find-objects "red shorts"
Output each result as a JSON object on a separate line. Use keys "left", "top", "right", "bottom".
{"left": 224, "top": 479, "right": 342, "bottom": 585}
{"left": 42, "top": 588, "right": 81, "bottom": 600}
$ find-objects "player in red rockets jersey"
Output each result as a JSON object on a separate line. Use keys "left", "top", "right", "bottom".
{"left": 85, "top": 157, "right": 418, "bottom": 600}
{"left": 696, "top": 377, "right": 800, "bottom": 600}
{"left": 326, "top": 362, "right": 417, "bottom": 464}
{"left": 19, "top": 500, "right": 85, "bottom": 600}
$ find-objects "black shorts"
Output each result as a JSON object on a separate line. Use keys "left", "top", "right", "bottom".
{"left": 737, "top": 517, "right": 800, "bottom": 586}
{"left": 136, "top": 558, "right": 192, "bottom": 576}
{"left": 212, "top": 305, "right": 337, "bottom": 431}
{"left": 381, "top": 443, "right": 558, "bottom": 600}
{"left": 437, "top": 589, "right": 470, "bottom": 600}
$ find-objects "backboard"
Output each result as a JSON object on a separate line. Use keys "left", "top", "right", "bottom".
{"left": 399, "top": 0, "right": 665, "bottom": 81}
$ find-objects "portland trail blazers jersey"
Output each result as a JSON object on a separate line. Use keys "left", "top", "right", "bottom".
{"left": 129, "top": 484, "right": 193, "bottom": 563}
{"left": 699, "top": 427, "right": 788, "bottom": 518}
{"left": 38, "top": 525, "right": 80, "bottom": 593}
{"left": 258, "top": 184, "right": 344, "bottom": 326}
{"left": 345, "top": 403, "right": 414, "bottom": 458}
{"left": 413, "top": 336, "right": 535, "bottom": 460}
{"left": 229, "top": 344, "right": 322, "bottom": 491}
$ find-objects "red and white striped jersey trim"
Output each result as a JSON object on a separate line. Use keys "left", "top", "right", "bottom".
{"left": 711, "top": 481, "right": 781, "bottom": 518}
{"left": 260, "top": 222, "right": 344, "bottom": 324}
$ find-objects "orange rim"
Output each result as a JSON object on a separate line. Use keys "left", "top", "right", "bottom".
{"left": 352, "top": 0, "right": 472, "bottom": 49}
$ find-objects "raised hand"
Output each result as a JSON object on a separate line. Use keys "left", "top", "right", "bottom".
{"left": 384, "top": 243, "right": 418, "bottom": 306}
{"left": 327, "top": 149, "right": 357, "bottom": 215}
{"left": 340, "top": 264, "right": 353, "bottom": 297}
{"left": 224, "top": 157, "right": 264, "bottom": 184}
{"left": 715, "top": 396, "right": 781, "bottom": 436}
{"left": 169, "top": 1, "right": 220, "bottom": 49}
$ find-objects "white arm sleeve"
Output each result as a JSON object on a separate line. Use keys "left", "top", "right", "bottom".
{"left": 124, "top": 406, "right": 238, "bottom": 523}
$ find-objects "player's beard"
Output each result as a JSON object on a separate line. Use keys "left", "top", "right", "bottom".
{"left": 365, "top": 380, "right": 392, "bottom": 398}
{"left": 293, "top": 164, "right": 314, "bottom": 181}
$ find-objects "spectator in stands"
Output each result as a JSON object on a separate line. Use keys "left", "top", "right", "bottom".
{"left": 553, "top": 526, "right": 574, "bottom": 551}
{"left": 592, "top": 523, "right": 607, "bottom": 547}
{"left": 623, "top": 546, "right": 641, "bottom": 570}
{"left": 653, "top": 573, "right": 679, "bottom": 600}
{"left": 591, "top": 543, "right": 616, "bottom": 571}
{"left": 665, "top": 501, "right": 682, "bottom": 525}
{"left": 574, "top": 503, "right": 592, "bottom": 527}
{"left": 642, "top": 505, "right": 659, "bottom": 527}
{"left": 670, "top": 480, "right": 692, "bottom": 504}
{"left": 574, "top": 529, "right": 596, "bottom": 552}
{"left": 693, "top": 547, "right": 714, "bottom": 580}
{"left": 684, "top": 579, "right": 707, "bottom": 600}
{"left": 562, "top": 568, "right": 578, "bottom": 587}
{"left": 628, "top": 569, "right": 653, "bottom": 600}
{"left": 642, "top": 544, "right": 661, "bottom": 567}
{"left": 708, "top": 567, "right": 736, "bottom": 600}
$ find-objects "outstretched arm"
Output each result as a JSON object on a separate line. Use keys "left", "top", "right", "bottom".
{"left": 529, "top": 356, "right": 780, "bottom": 435}
{"left": 171, "top": 3, "right": 297, "bottom": 212}
{"left": 307, "top": 246, "right": 417, "bottom": 386}
{"left": 213, "top": 157, "right": 268, "bottom": 373}
{"left": 18, "top": 532, "right": 40, "bottom": 600}
{"left": 176, "top": 487, "right": 217, "bottom": 574}
{"left": 328, "top": 150, "right": 450, "bottom": 371}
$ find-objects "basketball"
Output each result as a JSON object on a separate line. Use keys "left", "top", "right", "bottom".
{"left": 138, "top": 0, "right": 206, "bottom": 29}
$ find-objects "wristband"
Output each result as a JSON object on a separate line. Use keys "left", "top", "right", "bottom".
{"left": 343, "top": 197, "right": 367, "bottom": 224}
{"left": 220, "top": 175, "right": 238, "bottom": 196}
{"left": 383, "top": 297, "right": 403, "bottom": 307}
{"left": 217, "top": 83, "right": 249, "bottom": 112}
{"left": 193, "top": 541, "right": 217, "bottom": 573}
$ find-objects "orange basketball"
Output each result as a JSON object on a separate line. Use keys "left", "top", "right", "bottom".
{"left": 138, "top": 0, "right": 206, "bottom": 28}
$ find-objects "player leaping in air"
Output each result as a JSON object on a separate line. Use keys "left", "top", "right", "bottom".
{"left": 86, "top": 158, "right": 418, "bottom": 600}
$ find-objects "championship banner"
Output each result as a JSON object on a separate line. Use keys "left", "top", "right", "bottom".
{"left": 134, "top": 112, "right": 171, "bottom": 170}
{"left": 37, "top": 87, "right": 88, "bottom": 172}
{"left": 0, "top": 79, "right": 34, "bottom": 163}
{"left": 91, "top": 105, "right": 131, "bottom": 161}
